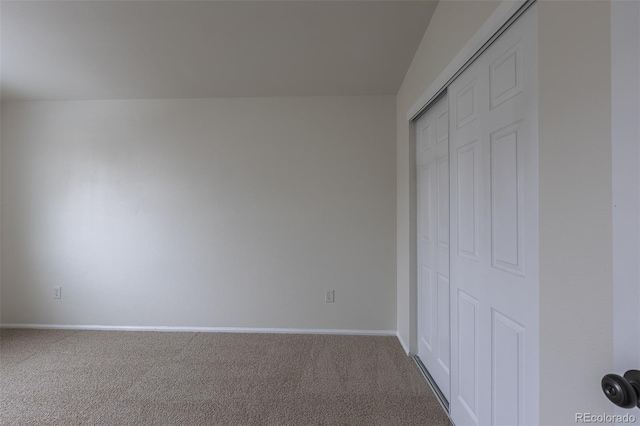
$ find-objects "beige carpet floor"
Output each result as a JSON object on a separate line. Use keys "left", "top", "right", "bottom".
{"left": 0, "top": 329, "right": 450, "bottom": 425}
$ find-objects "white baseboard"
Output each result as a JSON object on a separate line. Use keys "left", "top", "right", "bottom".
{"left": 396, "top": 331, "right": 411, "bottom": 355}
{"left": 0, "top": 323, "right": 396, "bottom": 337}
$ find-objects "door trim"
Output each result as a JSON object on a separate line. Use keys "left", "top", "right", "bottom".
{"left": 407, "top": 0, "right": 535, "bottom": 123}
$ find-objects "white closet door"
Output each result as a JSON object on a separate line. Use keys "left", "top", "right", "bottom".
{"left": 449, "top": 4, "right": 538, "bottom": 426}
{"left": 416, "top": 95, "right": 450, "bottom": 402}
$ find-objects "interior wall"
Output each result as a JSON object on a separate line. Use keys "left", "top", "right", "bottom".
{"left": 611, "top": 0, "right": 640, "bottom": 382}
{"left": 0, "top": 0, "right": 3, "bottom": 321}
{"left": 0, "top": 102, "right": 2, "bottom": 319}
{"left": 395, "top": 0, "right": 500, "bottom": 352}
{"left": 538, "top": 0, "right": 613, "bottom": 421}
{"left": 0, "top": 96, "right": 397, "bottom": 331}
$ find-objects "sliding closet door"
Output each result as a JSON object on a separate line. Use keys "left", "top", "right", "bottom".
{"left": 416, "top": 95, "right": 450, "bottom": 403}
{"left": 449, "top": 4, "right": 538, "bottom": 425}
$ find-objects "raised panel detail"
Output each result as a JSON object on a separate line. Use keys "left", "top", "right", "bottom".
{"left": 421, "top": 266, "right": 433, "bottom": 351}
{"left": 458, "top": 290, "right": 479, "bottom": 424}
{"left": 457, "top": 142, "right": 478, "bottom": 260}
{"left": 437, "top": 155, "right": 450, "bottom": 248}
{"left": 420, "top": 123, "right": 433, "bottom": 152}
{"left": 457, "top": 79, "right": 477, "bottom": 129}
{"left": 492, "top": 310, "right": 525, "bottom": 426}
{"left": 490, "top": 41, "right": 523, "bottom": 109}
{"left": 420, "top": 163, "right": 433, "bottom": 242}
{"left": 491, "top": 122, "right": 524, "bottom": 276}
{"left": 437, "top": 274, "right": 450, "bottom": 373}
{"left": 437, "top": 108, "right": 449, "bottom": 144}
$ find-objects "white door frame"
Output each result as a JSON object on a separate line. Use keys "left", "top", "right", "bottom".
{"left": 611, "top": 0, "right": 640, "bottom": 394}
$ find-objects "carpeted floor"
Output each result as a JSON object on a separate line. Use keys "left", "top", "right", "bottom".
{"left": 0, "top": 329, "right": 451, "bottom": 425}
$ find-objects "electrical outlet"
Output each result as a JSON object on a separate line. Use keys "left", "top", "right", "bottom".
{"left": 53, "top": 286, "right": 62, "bottom": 299}
{"left": 325, "top": 290, "right": 335, "bottom": 303}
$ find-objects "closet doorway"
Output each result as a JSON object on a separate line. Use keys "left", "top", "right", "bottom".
{"left": 415, "top": 3, "right": 538, "bottom": 425}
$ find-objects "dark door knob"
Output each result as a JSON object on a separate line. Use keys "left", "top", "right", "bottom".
{"left": 602, "top": 370, "right": 640, "bottom": 409}
{"left": 624, "top": 370, "right": 640, "bottom": 409}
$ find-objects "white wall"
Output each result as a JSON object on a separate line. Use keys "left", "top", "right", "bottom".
{"left": 0, "top": 96, "right": 397, "bottom": 331}
{"left": 0, "top": 102, "right": 2, "bottom": 320}
{"left": 611, "top": 0, "right": 640, "bottom": 381}
{"left": 538, "top": 1, "right": 613, "bottom": 422}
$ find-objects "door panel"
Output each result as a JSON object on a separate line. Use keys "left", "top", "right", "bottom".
{"left": 437, "top": 273, "right": 450, "bottom": 372}
{"left": 420, "top": 264, "right": 433, "bottom": 350}
{"left": 420, "top": 163, "right": 434, "bottom": 243}
{"left": 489, "top": 41, "right": 523, "bottom": 110}
{"left": 437, "top": 156, "right": 450, "bottom": 248}
{"left": 456, "top": 141, "right": 479, "bottom": 261}
{"left": 490, "top": 121, "right": 524, "bottom": 276}
{"left": 457, "top": 289, "right": 479, "bottom": 423}
{"left": 449, "top": 4, "right": 538, "bottom": 425}
{"left": 492, "top": 310, "right": 525, "bottom": 426}
{"left": 416, "top": 95, "right": 450, "bottom": 402}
